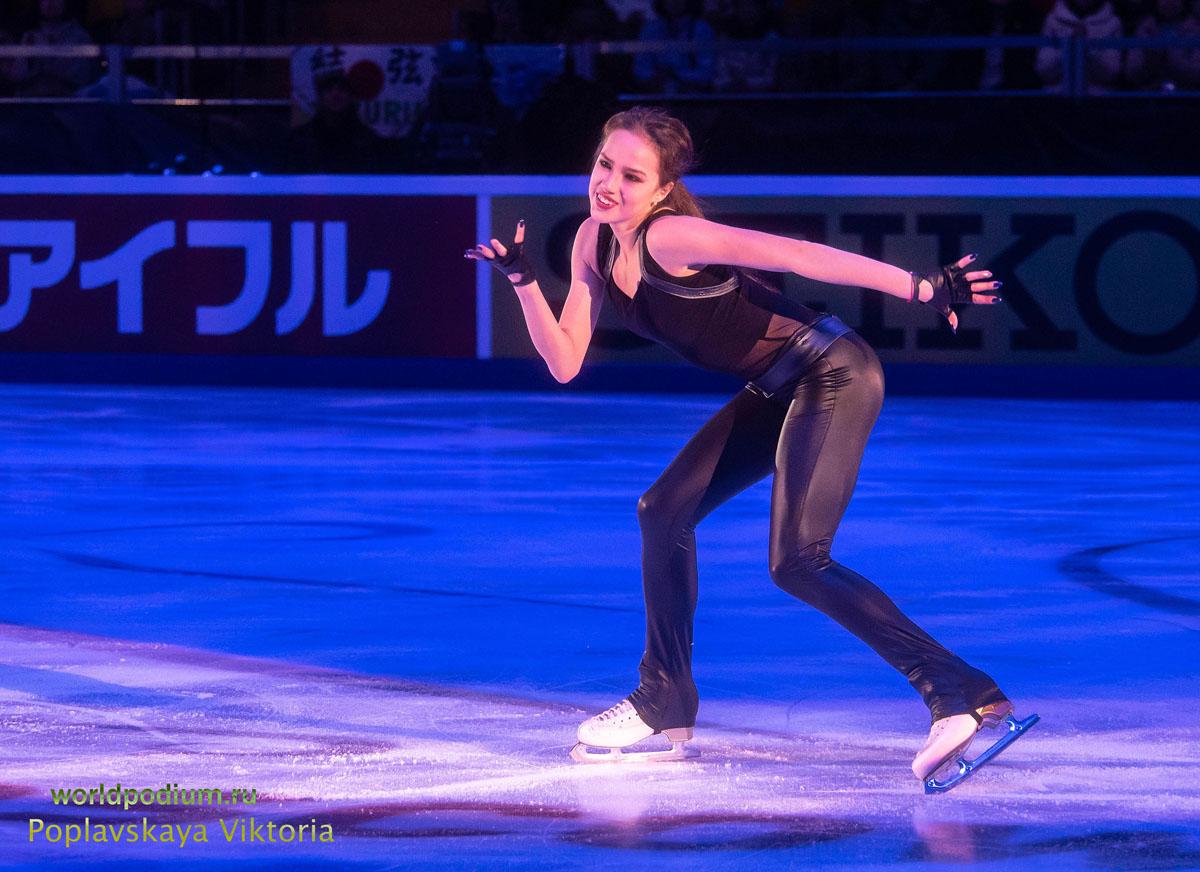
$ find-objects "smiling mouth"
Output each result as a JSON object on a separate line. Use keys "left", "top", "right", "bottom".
{"left": 594, "top": 192, "right": 617, "bottom": 208}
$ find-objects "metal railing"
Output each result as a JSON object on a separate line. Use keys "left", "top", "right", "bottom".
{"left": 592, "top": 34, "right": 1200, "bottom": 99}
{"left": 1, "top": 34, "right": 1199, "bottom": 107}
{"left": 0, "top": 44, "right": 292, "bottom": 107}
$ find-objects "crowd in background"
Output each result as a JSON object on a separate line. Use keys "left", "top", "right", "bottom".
{"left": 457, "top": 0, "right": 1200, "bottom": 94}
{"left": 0, "top": 0, "right": 230, "bottom": 96}
{"left": 3, "top": 0, "right": 1200, "bottom": 174}
{"left": 2, "top": 0, "right": 1200, "bottom": 97}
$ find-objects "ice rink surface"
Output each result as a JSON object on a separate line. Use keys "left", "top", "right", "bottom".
{"left": 0, "top": 384, "right": 1197, "bottom": 870}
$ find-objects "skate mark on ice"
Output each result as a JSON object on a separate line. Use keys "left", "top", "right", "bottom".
{"left": 38, "top": 549, "right": 637, "bottom": 614}
{"left": 1003, "top": 828, "right": 1200, "bottom": 869}
{"left": 291, "top": 804, "right": 1200, "bottom": 865}
{"left": 0, "top": 784, "right": 38, "bottom": 801}
{"left": 306, "top": 801, "right": 871, "bottom": 851}
{"left": 0, "top": 662, "right": 178, "bottom": 708}
{"left": 39, "top": 549, "right": 372, "bottom": 592}
{"left": 0, "top": 622, "right": 586, "bottom": 713}
{"left": 35, "top": 520, "right": 434, "bottom": 542}
{"left": 559, "top": 813, "right": 871, "bottom": 852}
{"left": 1059, "top": 535, "right": 1200, "bottom": 616}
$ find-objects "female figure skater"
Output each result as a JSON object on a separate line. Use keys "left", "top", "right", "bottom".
{"left": 466, "top": 107, "right": 1035, "bottom": 789}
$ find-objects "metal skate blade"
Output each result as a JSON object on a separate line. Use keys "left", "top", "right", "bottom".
{"left": 569, "top": 740, "right": 698, "bottom": 765}
{"left": 923, "top": 712, "right": 1040, "bottom": 794}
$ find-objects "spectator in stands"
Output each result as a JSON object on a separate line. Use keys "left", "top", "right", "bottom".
{"left": 969, "top": 0, "right": 1043, "bottom": 90}
{"left": 712, "top": 0, "right": 779, "bottom": 92}
{"left": 605, "top": 0, "right": 657, "bottom": 37}
{"left": 555, "top": 0, "right": 630, "bottom": 90}
{"left": 1113, "top": 0, "right": 1154, "bottom": 30}
{"left": 555, "top": 0, "right": 623, "bottom": 41}
{"left": 776, "top": 0, "right": 881, "bottom": 92}
{"left": 1125, "top": 0, "right": 1190, "bottom": 87}
{"left": 11, "top": 0, "right": 98, "bottom": 97}
{"left": 1171, "top": 0, "right": 1200, "bottom": 87}
{"left": 518, "top": 53, "right": 619, "bottom": 170}
{"left": 633, "top": 0, "right": 716, "bottom": 93}
{"left": 489, "top": 0, "right": 536, "bottom": 42}
{"left": 0, "top": 25, "right": 17, "bottom": 97}
{"left": 171, "top": 0, "right": 228, "bottom": 44}
{"left": 414, "top": 36, "right": 511, "bottom": 170}
{"left": 107, "top": 0, "right": 160, "bottom": 45}
{"left": 97, "top": 0, "right": 167, "bottom": 96}
{"left": 1035, "top": 0, "right": 1124, "bottom": 92}
{"left": 285, "top": 68, "right": 384, "bottom": 173}
{"left": 876, "top": 0, "right": 960, "bottom": 92}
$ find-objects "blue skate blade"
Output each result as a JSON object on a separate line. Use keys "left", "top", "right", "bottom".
{"left": 924, "top": 713, "right": 1040, "bottom": 795}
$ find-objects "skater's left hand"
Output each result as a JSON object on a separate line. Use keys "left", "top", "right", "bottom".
{"left": 914, "top": 253, "right": 1003, "bottom": 334}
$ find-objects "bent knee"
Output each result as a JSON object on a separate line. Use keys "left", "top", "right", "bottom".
{"left": 637, "top": 487, "right": 699, "bottom": 546}
{"left": 637, "top": 488, "right": 679, "bottom": 531}
{"left": 769, "top": 539, "right": 833, "bottom": 589}
{"left": 636, "top": 490, "right": 661, "bottom": 528}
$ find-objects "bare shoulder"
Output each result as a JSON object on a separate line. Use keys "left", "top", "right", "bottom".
{"left": 645, "top": 214, "right": 712, "bottom": 251}
{"left": 644, "top": 215, "right": 715, "bottom": 270}
{"left": 645, "top": 214, "right": 706, "bottom": 242}
{"left": 574, "top": 217, "right": 603, "bottom": 275}
{"left": 575, "top": 216, "right": 601, "bottom": 245}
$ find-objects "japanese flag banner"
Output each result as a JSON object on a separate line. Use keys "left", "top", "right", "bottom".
{"left": 290, "top": 45, "right": 436, "bottom": 140}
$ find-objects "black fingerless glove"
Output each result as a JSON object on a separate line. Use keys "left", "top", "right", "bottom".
{"left": 910, "top": 260, "right": 972, "bottom": 333}
{"left": 493, "top": 239, "right": 536, "bottom": 287}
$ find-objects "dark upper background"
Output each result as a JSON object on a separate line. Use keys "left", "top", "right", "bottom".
{"left": 0, "top": 0, "right": 1196, "bottom": 174}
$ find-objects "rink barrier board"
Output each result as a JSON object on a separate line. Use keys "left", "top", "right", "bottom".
{"left": 2, "top": 352, "right": 1198, "bottom": 400}
{"left": 1, "top": 176, "right": 1198, "bottom": 395}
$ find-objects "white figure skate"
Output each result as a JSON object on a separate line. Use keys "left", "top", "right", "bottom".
{"left": 913, "top": 700, "right": 1039, "bottom": 794}
{"left": 570, "top": 699, "right": 697, "bottom": 764}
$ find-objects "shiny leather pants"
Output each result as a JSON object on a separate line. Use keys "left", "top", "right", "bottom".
{"left": 628, "top": 332, "right": 1006, "bottom": 730}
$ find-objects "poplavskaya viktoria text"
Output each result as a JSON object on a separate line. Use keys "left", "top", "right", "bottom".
{"left": 29, "top": 817, "right": 335, "bottom": 847}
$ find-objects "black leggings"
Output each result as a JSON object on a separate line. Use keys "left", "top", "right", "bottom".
{"left": 628, "top": 332, "right": 1006, "bottom": 730}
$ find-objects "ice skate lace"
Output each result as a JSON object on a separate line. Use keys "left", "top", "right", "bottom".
{"left": 595, "top": 700, "right": 637, "bottom": 723}
{"left": 922, "top": 713, "right": 978, "bottom": 752}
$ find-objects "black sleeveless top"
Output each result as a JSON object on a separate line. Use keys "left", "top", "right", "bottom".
{"left": 597, "top": 210, "right": 825, "bottom": 381}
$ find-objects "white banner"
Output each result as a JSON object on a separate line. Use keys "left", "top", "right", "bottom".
{"left": 290, "top": 45, "right": 436, "bottom": 140}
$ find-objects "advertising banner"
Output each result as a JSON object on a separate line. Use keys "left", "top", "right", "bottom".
{"left": 0, "top": 192, "right": 475, "bottom": 358}
{"left": 3, "top": 177, "right": 1197, "bottom": 382}
{"left": 489, "top": 193, "right": 1200, "bottom": 368}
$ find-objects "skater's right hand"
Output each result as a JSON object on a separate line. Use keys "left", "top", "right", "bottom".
{"left": 465, "top": 220, "right": 536, "bottom": 287}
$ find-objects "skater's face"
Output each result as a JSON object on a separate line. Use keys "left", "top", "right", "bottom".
{"left": 589, "top": 129, "right": 674, "bottom": 225}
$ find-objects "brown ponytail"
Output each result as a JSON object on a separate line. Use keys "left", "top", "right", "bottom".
{"left": 661, "top": 178, "right": 703, "bottom": 218}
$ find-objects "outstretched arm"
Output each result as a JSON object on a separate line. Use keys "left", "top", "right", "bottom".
{"left": 645, "top": 215, "right": 1002, "bottom": 332}
{"left": 466, "top": 220, "right": 605, "bottom": 383}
